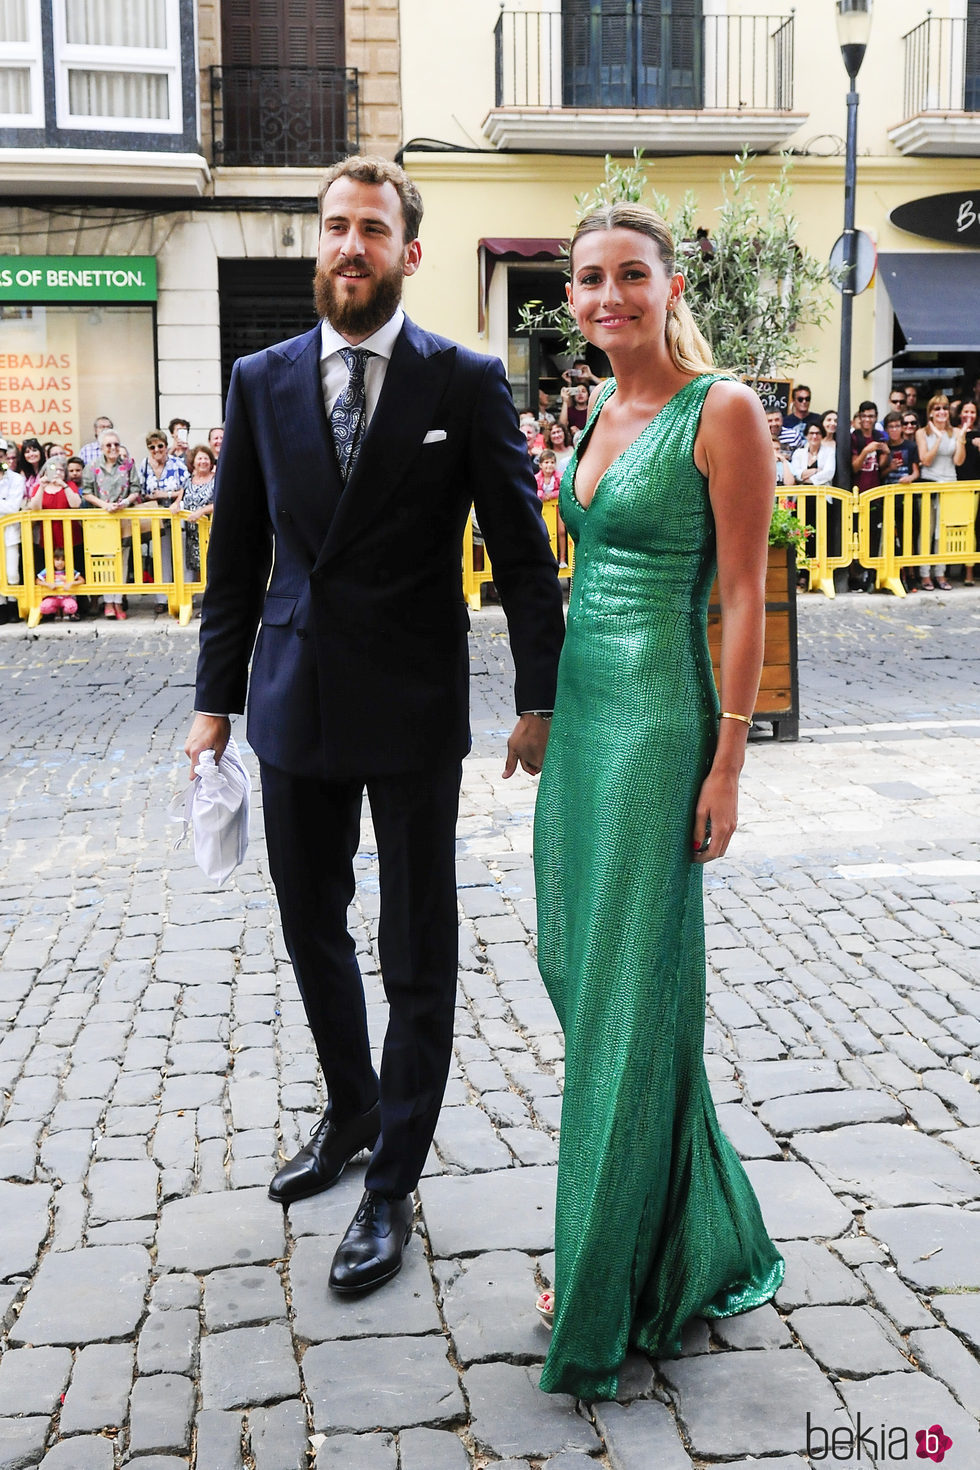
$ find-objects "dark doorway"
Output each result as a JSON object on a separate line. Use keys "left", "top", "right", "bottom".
{"left": 562, "top": 0, "right": 703, "bottom": 109}
{"left": 217, "top": 0, "right": 354, "bottom": 166}
{"left": 218, "top": 259, "right": 317, "bottom": 404}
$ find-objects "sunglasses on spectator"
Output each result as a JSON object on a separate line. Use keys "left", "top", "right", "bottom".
{"left": 889, "top": 395, "right": 904, "bottom": 403}
{"left": 794, "top": 394, "right": 810, "bottom": 402}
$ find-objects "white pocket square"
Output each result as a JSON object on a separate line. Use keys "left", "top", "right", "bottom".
{"left": 423, "top": 429, "right": 447, "bottom": 444}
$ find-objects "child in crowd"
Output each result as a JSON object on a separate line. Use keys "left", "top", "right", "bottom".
{"left": 535, "top": 449, "right": 568, "bottom": 567}
{"left": 36, "top": 545, "right": 83, "bottom": 621}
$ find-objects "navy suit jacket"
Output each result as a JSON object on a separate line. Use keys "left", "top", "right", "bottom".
{"left": 194, "top": 316, "right": 565, "bottom": 778}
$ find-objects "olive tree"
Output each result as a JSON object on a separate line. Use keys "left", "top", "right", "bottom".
{"left": 519, "top": 151, "right": 834, "bottom": 381}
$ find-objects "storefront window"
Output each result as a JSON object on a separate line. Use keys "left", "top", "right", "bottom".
{"left": 0, "top": 255, "right": 158, "bottom": 453}
{"left": 53, "top": 0, "right": 182, "bottom": 132}
{"left": 0, "top": 303, "right": 155, "bottom": 454}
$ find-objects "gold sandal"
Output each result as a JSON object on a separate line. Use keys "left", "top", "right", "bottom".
{"left": 535, "top": 1290, "right": 554, "bottom": 1328}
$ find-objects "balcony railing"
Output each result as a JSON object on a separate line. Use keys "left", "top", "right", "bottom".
{"left": 902, "top": 16, "right": 980, "bottom": 116}
{"left": 494, "top": 9, "right": 794, "bottom": 112}
{"left": 209, "top": 66, "right": 359, "bottom": 168}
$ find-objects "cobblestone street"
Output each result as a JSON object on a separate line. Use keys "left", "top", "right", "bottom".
{"left": 1, "top": 589, "right": 979, "bottom": 1470}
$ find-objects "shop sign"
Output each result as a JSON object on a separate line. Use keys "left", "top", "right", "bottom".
{"left": 890, "top": 194, "right": 980, "bottom": 248}
{"left": 0, "top": 256, "right": 157, "bottom": 302}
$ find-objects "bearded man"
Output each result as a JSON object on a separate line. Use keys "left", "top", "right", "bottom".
{"left": 185, "top": 157, "right": 564, "bottom": 1294}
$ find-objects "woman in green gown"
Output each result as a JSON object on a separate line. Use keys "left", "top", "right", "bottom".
{"left": 532, "top": 204, "right": 785, "bottom": 1401}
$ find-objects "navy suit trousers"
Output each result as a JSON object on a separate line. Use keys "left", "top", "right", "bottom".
{"left": 259, "top": 759, "right": 462, "bottom": 1198}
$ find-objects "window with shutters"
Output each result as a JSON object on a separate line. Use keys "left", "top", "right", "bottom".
{"left": 562, "top": 0, "right": 702, "bottom": 109}
{"left": 52, "top": 0, "right": 183, "bottom": 132}
{"left": 0, "top": 0, "right": 44, "bottom": 125}
{"left": 215, "top": 0, "right": 353, "bottom": 167}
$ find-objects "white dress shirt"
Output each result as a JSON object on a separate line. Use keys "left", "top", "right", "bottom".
{"left": 319, "top": 308, "right": 405, "bottom": 426}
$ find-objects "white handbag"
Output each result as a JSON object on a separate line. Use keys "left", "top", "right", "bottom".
{"left": 169, "top": 735, "right": 251, "bottom": 884}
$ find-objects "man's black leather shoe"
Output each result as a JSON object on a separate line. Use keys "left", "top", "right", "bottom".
{"left": 268, "top": 1103, "right": 380, "bottom": 1205}
{"left": 328, "top": 1190, "right": 414, "bottom": 1294}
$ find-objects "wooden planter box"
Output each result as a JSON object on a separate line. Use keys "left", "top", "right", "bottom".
{"left": 707, "top": 543, "right": 799, "bottom": 742}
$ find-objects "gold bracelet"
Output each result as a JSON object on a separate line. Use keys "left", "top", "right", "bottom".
{"left": 720, "top": 711, "right": 752, "bottom": 725}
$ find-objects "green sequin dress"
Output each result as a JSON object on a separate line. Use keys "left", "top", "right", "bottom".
{"left": 533, "top": 375, "right": 784, "bottom": 1402}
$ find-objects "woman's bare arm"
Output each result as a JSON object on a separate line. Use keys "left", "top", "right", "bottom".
{"left": 691, "top": 380, "right": 774, "bottom": 862}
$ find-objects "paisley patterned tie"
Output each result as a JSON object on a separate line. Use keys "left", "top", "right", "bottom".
{"left": 331, "top": 346, "right": 372, "bottom": 483}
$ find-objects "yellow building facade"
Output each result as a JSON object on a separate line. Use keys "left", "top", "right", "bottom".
{"left": 398, "top": 0, "right": 980, "bottom": 417}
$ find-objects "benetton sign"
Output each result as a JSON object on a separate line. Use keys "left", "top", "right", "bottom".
{"left": 890, "top": 193, "right": 980, "bottom": 248}
{"left": 0, "top": 256, "right": 157, "bottom": 301}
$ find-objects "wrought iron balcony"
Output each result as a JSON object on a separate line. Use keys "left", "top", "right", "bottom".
{"left": 889, "top": 15, "right": 980, "bottom": 155}
{"left": 209, "top": 66, "right": 359, "bottom": 169}
{"left": 493, "top": 9, "right": 795, "bottom": 113}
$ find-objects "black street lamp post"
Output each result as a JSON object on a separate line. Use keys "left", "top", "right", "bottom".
{"left": 835, "top": 0, "right": 873, "bottom": 495}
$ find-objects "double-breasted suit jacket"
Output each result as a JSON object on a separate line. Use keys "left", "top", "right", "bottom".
{"left": 195, "top": 317, "right": 565, "bottom": 771}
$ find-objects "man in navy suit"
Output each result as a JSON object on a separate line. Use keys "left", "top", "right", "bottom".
{"left": 186, "top": 157, "right": 564, "bottom": 1294}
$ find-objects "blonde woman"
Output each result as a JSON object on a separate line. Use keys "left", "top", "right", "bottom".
{"left": 532, "top": 202, "right": 783, "bottom": 1399}
{"left": 916, "top": 394, "right": 964, "bottom": 591}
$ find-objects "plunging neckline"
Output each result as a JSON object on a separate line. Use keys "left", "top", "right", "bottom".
{"left": 571, "top": 376, "right": 702, "bottom": 513}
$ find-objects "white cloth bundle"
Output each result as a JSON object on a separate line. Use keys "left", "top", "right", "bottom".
{"left": 168, "top": 736, "right": 251, "bottom": 884}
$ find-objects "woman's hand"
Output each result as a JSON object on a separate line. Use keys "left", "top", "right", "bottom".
{"left": 692, "top": 766, "right": 740, "bottom": 864}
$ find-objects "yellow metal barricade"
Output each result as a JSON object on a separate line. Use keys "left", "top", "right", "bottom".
{"left": 0, "top": 507, "right": 211, "bottom": 627}
{"left": 461, "top": 503, "right": 572, "bottom": 612}
{"left": 775, "top": 487, "right": 858, "bottom": 598}
{"left": 462, "top": 512, "right": 496, "bottom": 612}
{"left": 856, "top": 480, "right": 979, "bottom": 597}
{"left": 539, "top": 499, "right": 574, "bottom": 580}
{"left": 180, "top": 512, "right": 211, "bottom": 617}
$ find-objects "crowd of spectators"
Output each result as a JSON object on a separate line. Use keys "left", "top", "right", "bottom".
{"left": 771, "top": 381, "right": 979, "bottom": 592}
{"left": 0, "top": 412, "right": 221, "bottom": 623}
{"left": 520, "top": 367, "right": 979, "bottom": 593}
{"left": 7, "top": 371, "right": 976, "bottom": 623}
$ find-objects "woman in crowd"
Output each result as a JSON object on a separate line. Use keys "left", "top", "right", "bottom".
{"left": 788, "top": 423, "right": 836, "bottom": 587}
{"left": 559, "top": 381, "right": 591, "bottom": 435}
{"left": 788, "top": 422, "right": 836, "bottom": 489}
{"left": 814, "top": 411, "right": 843, "bottom": 559}
{"left": 81, "top": 427, "right": 141, "bottom": 619}
{"left": 532, "top": 201, "right": 783, "bottom": 1400}
{"left": 138, "top": 430, "right": 189, "bottom": 615}
{"left": 955, "top": 400, "right": 980, "bottom": 585}
{"left": 181, "top": 444, "right": 217, "bottom": 585}
{"left": 17, "top": 438, "right": 43, "bottom": 499}
{"left": 916, "top": 394, "right": 964, "bottom": 591}
{"left": 27, "top": 460, "right": 83, "bottom": 567}
{"left": 548, "top": 421, "right": 574, "bottom": 474}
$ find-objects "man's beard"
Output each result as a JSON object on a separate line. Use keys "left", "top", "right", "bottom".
{"left": 314, "top": 260, "right": 405, "bottom": 338}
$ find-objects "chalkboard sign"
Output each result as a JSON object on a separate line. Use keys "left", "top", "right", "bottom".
{"left": 746, "top": 378, "right": 792, "bottom": 415}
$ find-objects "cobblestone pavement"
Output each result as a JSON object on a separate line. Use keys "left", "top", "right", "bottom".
{"left": 0, "top": 588, "right": 978, "bottom": 1470}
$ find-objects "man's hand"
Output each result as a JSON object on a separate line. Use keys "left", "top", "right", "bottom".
{"left": 502, "top": 713, "right": 552, "bottom": 779}
{"left": 185, "top": 713, "right": 231, "bottom": 778}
